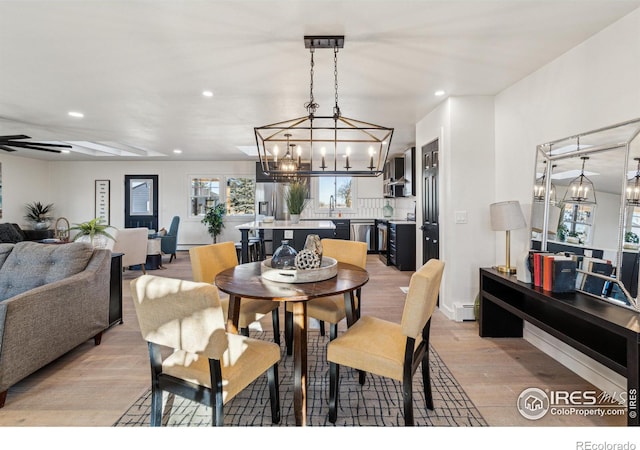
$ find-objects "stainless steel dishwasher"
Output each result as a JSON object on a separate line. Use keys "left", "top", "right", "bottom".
{"left": 350, "top": 219, "right": 375, "bottom": 253}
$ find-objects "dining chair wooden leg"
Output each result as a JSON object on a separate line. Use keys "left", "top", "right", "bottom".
{"left": 318, "top": 321, "right": 326, "bottom": 336}
{"left": 285, "top": 310, "right": 293, "bottom": 356}
{"left": 267, "top": 364, "right": 281, "bottom": 424}
{"left": 329, "top": 362, "right": 340, "bottom": 423}
{"left": 240, "top": 327, "right": 249, "bottom": 337}
{"left": 402, "top": 377, "right": 415, "bottom": 426}
{"left": 422, "top": 348, "right": 434, "bottom": 411}
{"left": 271, "top": 308, "right": 281, "bottom": 345}
{"left": 150, "top": 386, "right": 163, "bottom": 426}
{"left": 330, "top": 323, "right": 338, "bottom": 341}
{"left": 358, "top": 370, "right": 366, "bottom": 385}
{"left": 210, "top": 360, "right": 225, "bottom": 426}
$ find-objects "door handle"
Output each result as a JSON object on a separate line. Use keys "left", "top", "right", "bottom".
{"left": 419, "top": 225, "right": 426, "bottom": 231}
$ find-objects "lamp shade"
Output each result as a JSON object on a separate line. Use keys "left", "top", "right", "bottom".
{"left": 490, "top": 201, "right": 526, "bottom": 231}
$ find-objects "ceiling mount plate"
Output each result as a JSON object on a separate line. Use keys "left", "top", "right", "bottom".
{"left": 304, "top": 35, "right": 344, "bottom": 49}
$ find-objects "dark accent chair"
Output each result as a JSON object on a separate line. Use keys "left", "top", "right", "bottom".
{"left": 160, "top": 216, "right": 180, "bottom": 263}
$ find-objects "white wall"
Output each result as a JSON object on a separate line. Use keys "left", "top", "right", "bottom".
{"left": 495, "top": 8, "right": 640, "bottom": 260}
{"left": 415, "top": 96, "right": 496, "bottom": 319}
{"left": 493, "top": 7, "right": 640, "bottom": 395}
{"left": 0, "top": 152, "right": 50, "bottom": 223}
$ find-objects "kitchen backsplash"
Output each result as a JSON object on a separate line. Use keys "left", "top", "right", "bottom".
{"left": 302, "top": 196, "right": 417, "bottom": 220}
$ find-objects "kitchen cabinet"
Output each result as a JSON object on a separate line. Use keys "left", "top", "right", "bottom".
{"left": 389, "top": 222, "right": 416, "bottom": 271}
{"left": 404, "top": 147, "right": 415, "bottom": 197}
{"left": 383, "top": 157, "right": 405, "bottom": 198}
{"left": 332, "top": 219, "right": 350, "bottom": 240}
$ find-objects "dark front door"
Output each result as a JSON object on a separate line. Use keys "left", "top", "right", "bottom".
{"left": 421, "top": 140, "right": 439, "bottom": 263}
{"left": 124, "top": 175, "right": 158, "bottom": 231}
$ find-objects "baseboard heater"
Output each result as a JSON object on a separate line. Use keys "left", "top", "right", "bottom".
{"left": 454, "top": 303, "right": 476, "bottom": 322}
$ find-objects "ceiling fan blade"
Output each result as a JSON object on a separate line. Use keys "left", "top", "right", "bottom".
{"left": 17, "top": 141, "right": 71, "bottom": 149}
{"left": 0, "top": 134, "right": 31, "bottom": 141}
{"left": 18, "top": 144, "right": 63, "bottom": 153}
{"left": 0, "top": 145, "right": 17, "bottom": 152}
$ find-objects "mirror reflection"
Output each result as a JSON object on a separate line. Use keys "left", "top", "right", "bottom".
{"left": 530, "top": 118, "right": 640, "bottom": 311}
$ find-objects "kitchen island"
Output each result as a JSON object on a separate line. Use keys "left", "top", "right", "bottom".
{"left": 236, "top": 220, "right": 336, "bottom": 263}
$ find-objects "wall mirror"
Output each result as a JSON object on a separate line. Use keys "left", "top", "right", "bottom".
{"left": 531, "top": 118, "right": 640, "bottom": 312}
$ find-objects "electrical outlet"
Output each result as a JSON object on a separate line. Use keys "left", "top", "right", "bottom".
{"left": 455, "top": 211, "right": 468, "bottom": 224}
{"left": 284, "top": 230, "right": 294, "bottom": 239}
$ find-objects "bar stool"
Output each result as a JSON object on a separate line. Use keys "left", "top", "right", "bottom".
{"left": 235, "top": 241, "right": 258, "bottom": 263}
{"left": 249, "top": 236, "right": 265, "bottom": 261}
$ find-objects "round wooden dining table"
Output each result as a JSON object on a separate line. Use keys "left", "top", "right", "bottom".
{"left": 215, "top": 261, "right": 369, "bottom": 426}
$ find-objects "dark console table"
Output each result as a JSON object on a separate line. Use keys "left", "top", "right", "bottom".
{"left": 479, "top": 267, "right": 640, "bottom": 426}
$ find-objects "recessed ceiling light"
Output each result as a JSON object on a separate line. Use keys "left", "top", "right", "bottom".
{"left": 68, "top": 111, "right": 84, "bottom": 118}
{"left": 202, "top": 90, "right": 213, "bottom": 98}
{"left": 434, "top": 90, "right": 445, "bottom": 97}
{"left": 173, "top": 149, "right": 183, "bottom": 154}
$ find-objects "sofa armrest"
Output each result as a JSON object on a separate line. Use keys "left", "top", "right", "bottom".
{"left": 0, "top": 249, "right": 111, "bottom": 392}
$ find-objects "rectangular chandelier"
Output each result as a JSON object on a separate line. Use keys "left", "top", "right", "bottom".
{"left": 254, "top": 35, "right": 394, "bottom": 177}
{"left": 255, "top": 115, "right": 394, "bottom": 177}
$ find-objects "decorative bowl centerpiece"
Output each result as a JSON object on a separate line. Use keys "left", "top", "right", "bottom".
{"left": 262, "top": 216, "right": 275, "bottom": 223}
{"left": 261, "top": 256, "right": 338, "bottom": 283}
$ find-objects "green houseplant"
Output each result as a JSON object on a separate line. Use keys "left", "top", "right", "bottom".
{"left": 624, "top": 231, "right": 639, "bottom": 249}
{"left": 202, "top": 203, "right": 226, "bottom": 243}
{"left": 285, "top": 181, "right": 309, "bottom": 223}
{"left": 70, "top": 218, "right": 115, "bottom": 248}
{"left": 24, "top": 201, "right": 54, "bottom": 229}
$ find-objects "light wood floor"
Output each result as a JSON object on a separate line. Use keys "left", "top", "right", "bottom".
{"left": 0, "top": 251, "right": 627, "bottom": 427}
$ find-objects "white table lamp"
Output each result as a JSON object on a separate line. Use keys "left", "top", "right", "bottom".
{"left": 490, "top": 200, "right": 527, "bottom": 274}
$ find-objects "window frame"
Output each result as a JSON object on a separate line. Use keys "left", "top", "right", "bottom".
{"left": 188, "top": 174, "right": 256, "bottom": 219}
{"left": 313, "top": 176, "right": 357, "bottom": 213}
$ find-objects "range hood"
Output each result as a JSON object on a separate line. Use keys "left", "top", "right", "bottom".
{"left": 388, "top": 177, "right": 406, "bottom": 185}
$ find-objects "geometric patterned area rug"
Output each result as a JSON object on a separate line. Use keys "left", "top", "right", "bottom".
{"left": 114, "top": 331, "right": 487, "bottom": 427}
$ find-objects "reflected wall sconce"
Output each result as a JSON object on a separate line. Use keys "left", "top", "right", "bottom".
{"left": 626, "top": 157, "right": 640, "bottom": 206}
{"left": 563, "top": 155, "right": 597, "bottom": 205}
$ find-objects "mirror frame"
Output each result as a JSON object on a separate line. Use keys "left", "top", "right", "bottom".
{"left": 533, "top": 118, "right": 640, "bottom": 312}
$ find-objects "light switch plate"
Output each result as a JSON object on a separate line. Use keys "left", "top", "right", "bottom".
{"left": 455, "top": 211, "right": 468, "bottom": 224}
{"left": 284, "top": 230, "right": 294, "bottom": 239}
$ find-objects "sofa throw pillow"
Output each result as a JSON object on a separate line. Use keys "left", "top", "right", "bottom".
{"left": 0, "top": 223, "right": 25, "bottom": 244}
{"left": 0, "top": 241, "right": 94, "bottom": 301}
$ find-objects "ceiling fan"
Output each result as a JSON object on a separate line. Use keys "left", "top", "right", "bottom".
{"left": 0, "top": 135, "right": 72, "bottom": 153}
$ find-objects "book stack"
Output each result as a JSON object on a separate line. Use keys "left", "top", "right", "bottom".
{"left": 579, "top": 257, "right": 614, "bottom": 297}
{"left": 531, "top": 252, "right": 577, "bottom": 293}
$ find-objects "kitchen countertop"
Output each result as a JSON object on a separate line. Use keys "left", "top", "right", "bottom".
{"left": 388, "top": 220, "right": 417, "bottom": 225}
{"left": 236, "top": 220, "right": 336, "bottom": 230}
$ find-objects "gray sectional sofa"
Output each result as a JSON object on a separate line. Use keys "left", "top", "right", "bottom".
{"left": 0, "top": 241, "right": 111, "bottom": 408}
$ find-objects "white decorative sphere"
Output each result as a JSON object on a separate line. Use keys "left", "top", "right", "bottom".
{"left": 295, "top": 249, "right": 321, "bottom": 270}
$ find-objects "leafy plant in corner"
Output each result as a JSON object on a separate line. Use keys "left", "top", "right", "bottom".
{"left": 202, "top": 203, "right": 226, "bottom": 243}
{"left": 24, "top": 201, "right": 54, "bottom": 223}
{"left": 285, "top": 180, "right": 309, "bottom": 216}
{"left": 70, "top": 218, "right": 115, "bottom": 241}
{"left": 625, "top": 231, "right": 639, "bottom": 244}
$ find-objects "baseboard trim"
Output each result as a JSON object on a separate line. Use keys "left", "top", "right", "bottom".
{"left": 523, "top": 322, "right": 626, "bottom": 396}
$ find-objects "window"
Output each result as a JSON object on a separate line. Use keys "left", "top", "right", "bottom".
{"left": 226, "top": 177, "right": 255, "bottom": 216}
{"left": 190, "top": 177, "right": 220, "bottom": 217}
{"left": 561, "top": 203, "right": 594, "bottom": 244}
{"left": 317, "top": 177, "right": 353, "bottom": 209}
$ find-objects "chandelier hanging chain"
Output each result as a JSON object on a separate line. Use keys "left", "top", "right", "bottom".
{"left": 333, "top": 45, "right": 341, "bottom": 119}
{"left": 305, "top": 48, "right": 319, "bottom": 117}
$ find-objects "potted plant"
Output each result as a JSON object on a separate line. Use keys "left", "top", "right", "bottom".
{"left": 285, "top": 180, "right": 309, "bottom": 224}
{"left": 566, "top": 231, "right": 580, "bottom": 244}
{"left": 24, "top": 201, "right": 54, "bottom": 230}
{"left": 70, "top": 218, "right": 115, "bottom": 248}
{"left": 624, "top": 231, "right": 639, "bottom": 250}
{"left": 202, "top": 203, "right": 226, "bottom": 243}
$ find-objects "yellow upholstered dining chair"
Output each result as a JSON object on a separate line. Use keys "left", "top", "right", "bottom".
{"left": 130, "top": 274, "right": 280, "bottom": 426}
{"left": 326, "top": 258, "right": 445, "bottom": 426}
{"left": 285, "top": 238, "right": 367, "bottom": 353}
{"left": 189, "top": 241, "right": 281, "bottom": 344}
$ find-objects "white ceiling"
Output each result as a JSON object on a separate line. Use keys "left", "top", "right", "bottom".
{"left": 1, "top": 0, "right": 639, "bottom": 162}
